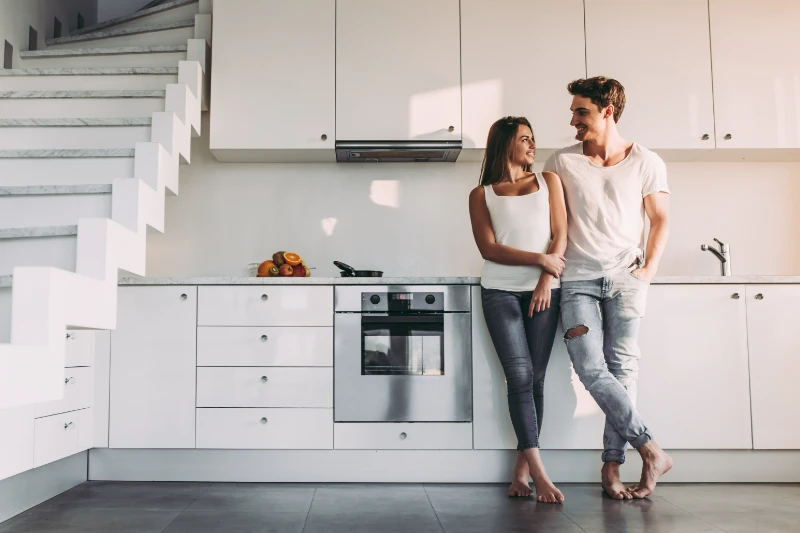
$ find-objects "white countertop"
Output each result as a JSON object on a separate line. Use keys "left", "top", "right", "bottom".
{"left": 117, "top": 275, "right": 800, "bottom": 285}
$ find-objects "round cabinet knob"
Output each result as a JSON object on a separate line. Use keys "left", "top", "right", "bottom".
{"left": 261, "top": 294, "right": 269, "bottom": 301}
{"left": 260, "top": 417, "right": 268, "bottom": 424}
{"left": 702, "top": 134, "right": 710, "bottom": 141}
{"left": 260, "top": 335, "right": 268, "bottom": 342}
{"left": 399, "top": 432, "right": 408, "bottom": 440}
{"left": 724, "top": 134, "right": 732, "bottom": 140}
{"left": 731, "top": 293, "right": 740, "bottom": 299}
{"left": 755, "top": 293, "right": 764, "bottom": 300}
{"left": 448, "top": 126, "right": 455, "bottom": 132}
{"left": 180, "top": 293, "right": 187, "bottom": 300}
{"left": 425, "top": 294, "right": 435, "bottom": 305}
{"left": 321, "top": 134, "right": 328, "bottom": 141}
{"left": 260, "top": 376, "right": 269, "bottom": 383}
{"left": 370, "top": 294, "right": 380, "bottom": 305}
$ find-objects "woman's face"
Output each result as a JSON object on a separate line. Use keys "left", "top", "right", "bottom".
{"left": 509, "top": 124, "right": 535, "bottom": 167}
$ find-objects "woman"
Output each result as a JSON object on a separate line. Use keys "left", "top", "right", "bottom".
{"left": 468, "top": 116, "right": 568, "bottom": 503}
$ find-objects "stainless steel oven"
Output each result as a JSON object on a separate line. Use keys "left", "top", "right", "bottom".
{"left": 334, "top": 285, "right": 472, "bottom": 422}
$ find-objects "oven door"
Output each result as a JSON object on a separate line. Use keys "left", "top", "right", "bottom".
{"left": 334, "top": 312, "right": 472, "bottom": 422}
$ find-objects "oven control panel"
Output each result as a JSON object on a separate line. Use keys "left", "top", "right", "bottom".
{"left": 361, "top": 292, "right": 444, "bottom": 312}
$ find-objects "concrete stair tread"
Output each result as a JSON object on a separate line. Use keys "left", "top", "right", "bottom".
{"left": 71, "top": 0, "right": 199, "bottom": 36}
{"left": 0, "top": 67, "right": 178, "bottom": 76}
{"left": 0, "top": 90, "right": 165, "bottom": 98}
{"left": 0, "top": 149, "right": 135, "bottom": 158}
{"left": 46, "top": 19, "right": 195, "bottom": 46}
{"left": 0, "top": 118, "right": 152, "bottom": 127}
{"left": 19, "top": 45, "right": 187, "bottom": 59}
{"left": 0, "top": 185, "right": 113, "bottom": 196}
{"left": 0, "top": 225, "right": 78, "bottom": 239}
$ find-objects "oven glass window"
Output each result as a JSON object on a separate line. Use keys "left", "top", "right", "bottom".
{"left": 361, "top": 316, "right": 444, "bottom": 376}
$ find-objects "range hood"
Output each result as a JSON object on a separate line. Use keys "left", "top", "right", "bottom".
{"left": 335, "top": 141, "right": 461, "bottom": 163}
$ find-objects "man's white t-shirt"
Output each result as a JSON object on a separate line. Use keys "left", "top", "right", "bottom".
{"left": 543, "top": 142, "right": 670, "bottom": 282}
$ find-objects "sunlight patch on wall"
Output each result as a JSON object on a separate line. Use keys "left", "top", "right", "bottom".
{"left": 369, "top": 180, "right": 400, "bottom": 208}
{"left": 409, "top": 85, "right": 462, "bottom": 139}
{"left": 321, "top": 217, "right": 338, "bottom": 236}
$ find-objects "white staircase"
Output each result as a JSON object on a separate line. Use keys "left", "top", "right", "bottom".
{"left": 0, "top": 0, "right": 212, "bottom": 409}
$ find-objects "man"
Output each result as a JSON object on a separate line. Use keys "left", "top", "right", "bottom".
{"left": 543, "top": 77, "right": 672, "bottom": 500}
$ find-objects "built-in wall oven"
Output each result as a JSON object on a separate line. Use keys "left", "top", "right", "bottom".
{"left": 334, "top": 285, "right": 472, "bottom": 422}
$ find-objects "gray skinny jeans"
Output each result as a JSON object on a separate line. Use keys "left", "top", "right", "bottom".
{"left": 481, "top": 287, "right": 561, "bottom": 450}
{"left": 560, "top": 270, "right": 653, "bottom": 463}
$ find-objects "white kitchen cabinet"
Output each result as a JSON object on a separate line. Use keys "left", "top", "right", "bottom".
{"left": 585, "top": 0, "right": 715, "bottom": 153}
{"left": 746, "top": 285, "right": 800, "bottom": 449}
{"left": 460, "top": 0, "right": 585, "bottom": 154}
{"left": 336, "top": 0, "right": 461, "bottom": 141}
{"left": 197, "top": 327, "right": 333, "bottom": 367}
{"left": 196, "top": 367, "right": 333, "bottom": 408}
{"left": 33, "top": 411, "right": 80, "bottom": 468}
{"left": 65, "top": 329, "right": 94, "bottom": 367}
{"left": 334, "top": 422, "right": 473, "bottom": 450}
{"left": 637, "top": 285, "right": 752, "bottom": 449}
{"left": 709, "top": 0, "right": 800, "bottom": 151}
{"left": 110, "top": 287, "right": 197, "bottom": 449}
{"left": 0, "top": 406, "right": 33, "bottom": 481}
{"left": 209, "top": 0, "right": 336, "bottom": 162}
{"left": 198, "top": 286, "right": 333, "bottom": 327}
{"left": 196, "top": 408, "right": 333, "bottom": 449}
{"left": 34, "top": 366, "right": 93, "bottom": 419}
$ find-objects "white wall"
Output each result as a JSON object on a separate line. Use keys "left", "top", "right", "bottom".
{"left": 97, "top": 0, "right": 153, "bottom": 22}
{"left": 143, "top": 113, "right": 800, "bottom": 279}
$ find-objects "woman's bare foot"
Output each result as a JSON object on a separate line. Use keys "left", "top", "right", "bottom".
{"left": 521, "top": 448, "right": 564, "bottom": 503}
{"left": 508, "top": 453, "right": 534, "bottom": 497}
{"left": 601, "top": 462, "right": 632, "bottom": 500}
{"left": 628, "top": 441, "right": 673, "bottom": 499}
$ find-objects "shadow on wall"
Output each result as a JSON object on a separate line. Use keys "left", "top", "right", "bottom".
{"left": 96, "top": 0, "right": 154, "bottom": 22}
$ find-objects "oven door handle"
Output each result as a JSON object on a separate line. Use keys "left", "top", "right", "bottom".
{"left": 360, "top": 314, "right": 443, "bottom": 324}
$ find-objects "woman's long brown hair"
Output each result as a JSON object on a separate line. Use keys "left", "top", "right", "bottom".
{"left": 478, "top": 116, "right": 535, "bottom": 186}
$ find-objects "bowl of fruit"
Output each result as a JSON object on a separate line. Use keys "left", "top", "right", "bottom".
{"left": 257, "top": 251, "right": 311, "bottom": 278}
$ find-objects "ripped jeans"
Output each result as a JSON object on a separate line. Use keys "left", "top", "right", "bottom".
{"left": 560, "top": 270, "right": 653, "bottom": 463}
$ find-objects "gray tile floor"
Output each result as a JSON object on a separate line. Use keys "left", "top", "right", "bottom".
{"left": 1, "top": 482, "right": 799, "bottom": 532}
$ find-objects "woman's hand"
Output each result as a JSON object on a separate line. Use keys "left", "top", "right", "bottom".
{"left": 529, "top": 277, "right": 552, "bottom": 316}
{"left": 540, "top": 253, "right": 565, "bottom": 277}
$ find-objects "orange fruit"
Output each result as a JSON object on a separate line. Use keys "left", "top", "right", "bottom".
{"left": 278, "top": 264, "right": 294, "bottom": 276}
{"left": 283, "top": 252, "right": 302, "bottom": 266}
{"left": 257, "top": 260, "right": 276, "bottom": 277}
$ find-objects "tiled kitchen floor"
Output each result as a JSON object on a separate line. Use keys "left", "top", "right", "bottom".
{"left": 1, "top": 482, "right": 799, "bottom": 533}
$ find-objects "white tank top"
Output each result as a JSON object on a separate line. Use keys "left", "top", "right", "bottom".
{"left": 480, "top": 173, "right": 559, "bottom": 291}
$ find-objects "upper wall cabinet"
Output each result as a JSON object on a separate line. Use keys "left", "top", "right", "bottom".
{"left": 710, "top": 0, "right": 800, "bottom": 153}
{"left": 209, "top": 0, "right": 336, "bottom": 162}
{"left": 335, "top": 0, "right": 461, "bottom": 142}
{"left": 461, "top": 0, "right": 585, "bottom": 157}
{"left": 585, "top": 0, "right": 715, "bottom": 154}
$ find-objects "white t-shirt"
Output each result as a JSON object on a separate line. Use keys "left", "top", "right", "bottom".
{"left": 543, "top": 142, "right": 669, "bottom": 282}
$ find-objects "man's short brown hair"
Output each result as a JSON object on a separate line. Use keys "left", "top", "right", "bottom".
{"left": 568, "top": 77, "right": 626, "bottom": 123}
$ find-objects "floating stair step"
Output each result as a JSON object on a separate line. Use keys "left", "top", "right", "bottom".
{"left": 45, "top": 20, "right": 195, "bottom": 50}
{"left": 71, "top": 1, "right": 199, "bottom": 37}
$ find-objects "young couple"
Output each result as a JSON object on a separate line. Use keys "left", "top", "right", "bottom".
{"left": 469, "top": 77, "right": 672, "bottom": 503}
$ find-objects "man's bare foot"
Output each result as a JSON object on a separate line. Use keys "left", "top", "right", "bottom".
{"left": 531, "top": 474, "right": 565, "bottom": 504}
{"left": 601, "top": 462, "right": 632, "bottom": 500}
{"left": 628, "top": 441, "right": 673, "bottom": 499}
{"left": 508, "top": 453, "right": 533, "bottom": 497}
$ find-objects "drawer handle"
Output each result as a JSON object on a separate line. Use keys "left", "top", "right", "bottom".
{"left": 261, "top": 294, "right": 269, "bottom": 301}
{"left": 260, "top": 376, "right": 269, "bottom": 383}
{"left": 399, "top": 432, "right": 407, "bottom": 440}
{"left": 755, "top": 293, "right": 764, "bottom": 300}
{"left": 731, "top": 293, "right": 740, "bottom": 299}
{"left": 180, "top": 293, "right": 188, "bottom": 301}
{"left": 64, "top": 422, "right": 73, "bottom": 430}
{"left": 260, "top": 335, "right": 268, "bottom": 342}
{"left": 260, "top": 417, "right": 268, "bottom": 424}
{"left": 64, "top": 377, "right": 75, "bottom": 384}
{"left": 65, "top": 333, "right": 74, "bottom": 340}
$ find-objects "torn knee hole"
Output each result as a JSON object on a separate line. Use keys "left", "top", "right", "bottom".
{"left": 565, "top": 325, "right": 589, "bottom": 340}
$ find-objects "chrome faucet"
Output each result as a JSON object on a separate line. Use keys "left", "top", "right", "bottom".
{"left": 701, "top": 238, "right": 731, "bottom": 276}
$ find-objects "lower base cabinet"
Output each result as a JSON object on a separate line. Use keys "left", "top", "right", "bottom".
{"left": 196, "top": 408, "right": 333, "bottom": 449}
{"left": 34, "top": 408, "right": 92, "bottom": 468}
{"left": 334, "top": 423, "right": 473, "bottom": 450}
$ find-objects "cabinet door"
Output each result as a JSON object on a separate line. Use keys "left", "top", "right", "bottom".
{"left": 209, "top": 0, "right": 335, "bottom": 158}
{"left": 110, "top": 287, "right": 197, "bottom": 448}
{"left": 197, "top": 327, "right": 333, "bottom": 367}
{"left": 65, "top": 329, "right": 94, "bottom": 367}
{"left": 34, "top": 411, "right": 79, "bottom": 468}
{"left": 585, "top": 0, "right": 715, "bottom": 151}
{"left": 746, "top": 285, "right": 800, "bottom": 449}
{"left": 710, "top": 0, "right": 800, "bottom": 149}
{"left": 461, "top": 0, "right": 585, "bottom": 152}
{"left": 336, "top": 0, "right": 461, "bottom": 141}
{"left": 637, "top": 285, "right": 752, "bottom": 449}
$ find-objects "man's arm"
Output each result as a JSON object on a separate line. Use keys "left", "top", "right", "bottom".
{"left": 634, "top": 192, "right": 670, "bottom": 281}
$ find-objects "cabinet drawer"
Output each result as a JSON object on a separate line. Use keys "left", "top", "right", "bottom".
{"left": 34, "top": 411, "right": 81, "bottom": 467}
{"left": 197, "top": 327, "right": 332, "bottom": 367}
{"left": 198, "top": 286, "right": 333, "bottom": 326}
{"left": 197, "top": 367, "right": 333, "bottom": 407}
{"left": 196, "top": 408, "right": 333, "bottom": 449}
{"left": 34, "top": 367, "right": 93, "bottom": 418}
{"left": 334, "top": 422, "right": 473, "bottom": 450}
{"left": 65, "top": 330, "right": 94, "bottom": 367}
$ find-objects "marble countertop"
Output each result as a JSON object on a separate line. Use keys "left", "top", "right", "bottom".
{"left": 118, "top": 275, "right": 800, "bottom": 286}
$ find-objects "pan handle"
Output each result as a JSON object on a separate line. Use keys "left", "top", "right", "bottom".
{"left": 333, "top": 261, "right": 356, "bottom": 275}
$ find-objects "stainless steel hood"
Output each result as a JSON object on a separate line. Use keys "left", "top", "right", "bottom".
{"left": 335, "top": 141, "right": 461, "bottom": 162}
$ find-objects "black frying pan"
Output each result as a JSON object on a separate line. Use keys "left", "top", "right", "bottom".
{"left": 334, "top": 261, "right": 383, "bottom": 277}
